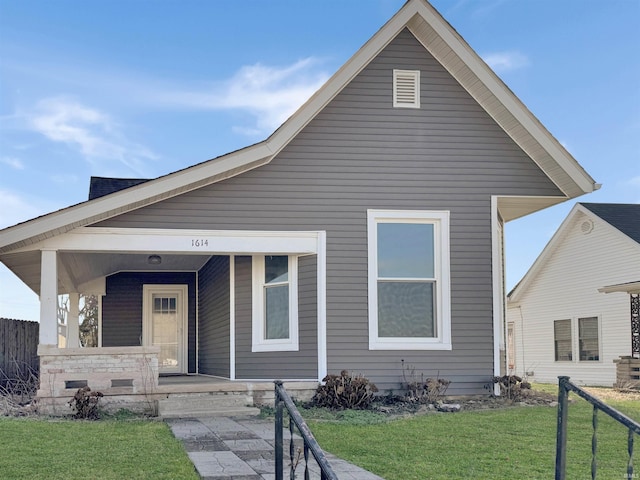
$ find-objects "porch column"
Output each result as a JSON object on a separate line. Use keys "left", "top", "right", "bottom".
{"left": 631, "top": 293, "right": 639, "bottom": 358}
{"left": 67, "top": 292, "right": 80, "bottom": 348}
{"left": 39, "top": 249, "right": 58, "bottom": 346}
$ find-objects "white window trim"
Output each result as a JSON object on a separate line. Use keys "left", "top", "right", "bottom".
{"left": 552, "top": 315, "right": 602, "bottom": 363}
{"left": 367, "top": 209, "right": 451, "bottom": 350}
{"left": 142, "top": 284, "right": 188, "bottom": 374}
{"left": 553, "top": 318, "right": 573, "bottom": 362}
{"left": 576, "top": 315, "right": 601, "bottom": 363}
{"left": 393, "top": 69, "right": 420, "bottom": 108}
{"left": 252, "top": 255, "right": 299, "bottom": 352}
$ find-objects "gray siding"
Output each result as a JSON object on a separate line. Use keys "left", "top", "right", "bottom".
{"left": 197, "top": 255, "right": 230, "bottom": 377}
{"left": 102, "top": 272, "right": 197, "bottom": 373}
{"left": 96, "top": 29, "right": 562, "bottom": 393}
{"left": 234, "top": 256, "right": 318, "bottom": 380}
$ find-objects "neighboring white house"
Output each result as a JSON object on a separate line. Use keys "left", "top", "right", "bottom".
{"left": 507, "top": 203, "right": 640, "bottom": 386}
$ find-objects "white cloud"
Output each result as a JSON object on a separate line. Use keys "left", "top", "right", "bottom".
{"left": 482, "top": 51, "right": 530, "bottom": 73}
{"left": 628, "top": 176, "right": 640, "bottom": 187}
{"left": 8, "top": 56, "right": 330, "bottom": 140}
{"left": 0, "top": 156, "right": 24, "bottom": 169}
{"left": 28, "top": 97, "right": 157, "bottom": 176}
{"left": 155, "top": 58, "right": 330, "bottom": 135}
{"left": 51, "top": 173, "right": 79, "bottom": 184}
{"left": 0, "top": 189, "right": 47, "bottom": 228}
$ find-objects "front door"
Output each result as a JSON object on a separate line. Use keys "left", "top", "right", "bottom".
{"left": 143, "top": 285, "right": 188, "bottom": 374}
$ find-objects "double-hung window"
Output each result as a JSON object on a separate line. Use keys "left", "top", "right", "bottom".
{"left": 578, "top": 317, "right": 599, "bottom": 361}
{"left": 553, "top": 316, "right": 600, "bottom": 362}
{"left": 252, "top": 255, "right": 299, "bottom": 352}
{"left": 554, "top": 319, "right": 572, "bottom": 361}
{"left": 367, "top": 210, "right": 451, "bottom": 350}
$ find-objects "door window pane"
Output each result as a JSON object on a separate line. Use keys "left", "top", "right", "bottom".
{"left": 265, "top": 284, "right": 289, "bottom": 339}
{"left": 579, "top": 317, "right": 599, "bottom": 361}
{"left": 554, "top": 319, "right": 572, "bottom": 361}
{"left": 378, "top": 281, "right": 435, "bottom": 337}
{"left": 378, "top": 223, "right": 434, "bottom": 278}
{"left": 152, "top": 295, "right": 178, "bottom": 367}
{"left": 265, "top": 255, "right": 288, "bottom": 284}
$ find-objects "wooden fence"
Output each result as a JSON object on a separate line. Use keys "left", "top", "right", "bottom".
{"left": 0, "top": 318, "right": 39, "bottom": 383}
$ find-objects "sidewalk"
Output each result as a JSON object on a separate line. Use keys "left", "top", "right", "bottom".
{"left": 166, "top": 416, "right": 385, "bottom": 480}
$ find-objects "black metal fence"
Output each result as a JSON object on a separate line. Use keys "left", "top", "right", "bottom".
{"left": 274, "top": 381, "right": 338, "bottom": 480}
{"left": 555, "top": 376, "right": 640, "bottom": 480}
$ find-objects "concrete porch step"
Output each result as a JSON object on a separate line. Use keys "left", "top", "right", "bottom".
{"left": 158, "top": 391, "right": 261, "bottom": 418}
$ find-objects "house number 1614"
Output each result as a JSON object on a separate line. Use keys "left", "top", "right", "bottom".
{"left": 191, "top": 239, "right": 209, "bottom": 247}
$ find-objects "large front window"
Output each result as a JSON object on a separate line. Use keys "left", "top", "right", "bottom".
{"left": 252, "top": 255, "right": 298, "bottom": 352}
{"left": 368, "top": 210, "right": 451, "bottom": 350}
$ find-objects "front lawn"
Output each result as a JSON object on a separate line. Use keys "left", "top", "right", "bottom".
{"left": 0, "top": 416, "right": 199, "bottom": 480}
{"left": 309, "top": 386, "right": 640, "bottom": 480}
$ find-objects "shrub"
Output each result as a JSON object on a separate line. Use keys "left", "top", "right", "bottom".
{"left": 405, "top": 376, "right": 451, "bottom": 403}
{"left": 491, "top": 375, "right": 531, "bottom": 401}
{"left": 312, "top": 370, "right": 378, "bottom": 410}
{"left": 0, "top": 363, "right": 39, "bottom": 416}
{"left": 68, "top": 386, "right": 104, "bottom": 420}
{"left": 402, "top": 363, "right": 451, "bottom": 403}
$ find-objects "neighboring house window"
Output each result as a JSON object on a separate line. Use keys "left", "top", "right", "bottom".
{"left": 252, "top": 255, "right": 299, "bottom": 352}
{"left": 507, "top": 322, "right": 515, "bottom": 371}
{"left": 367, "top": 210, "right": 451, "bottom": 350}
{"left": 393, "top": 69, "right": 420, "bottom": 108}
{"left": 554, "top": 319, "right": 572, "bottom": 361}
{"left": 578, "top": 316, "right": 599, "bottom": 361}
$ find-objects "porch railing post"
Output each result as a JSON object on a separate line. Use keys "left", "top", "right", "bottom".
{"left": 556, "top": 376, "right": 570, "bottom": 480}
{"left": 275, "top": 381, "right": 284, "bottom": 480}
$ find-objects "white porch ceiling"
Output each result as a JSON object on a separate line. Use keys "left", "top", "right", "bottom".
{"left": 1, "top": 251, "right": 212, "bottom": 295}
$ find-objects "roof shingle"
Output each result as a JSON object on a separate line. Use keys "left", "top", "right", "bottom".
{"left": 580, "top": 203, "right": 640, "bottom": 244}
{"left": 88, "top": 176, "right": 150, "bottom": 200}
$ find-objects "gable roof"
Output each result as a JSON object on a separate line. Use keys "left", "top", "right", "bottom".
{"left": 88, "top": 177, "right": 150, "bottom": 200}
{"left": 0, "top": 0, "right": 597, "bottom": 254}
{"left": 580, "top": 203, "right": 640, "bottom": 244}
{"left": 508, "top": 203, "right": 640, "bottom": 302}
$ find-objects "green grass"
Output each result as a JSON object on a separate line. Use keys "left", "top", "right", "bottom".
{"left": 308, "top": 389, "right": 640, "bottom": 480}
{"left": 0, "top": 416, "right": 199, "bottom": 480}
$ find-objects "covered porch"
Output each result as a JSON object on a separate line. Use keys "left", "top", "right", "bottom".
{"left": 600, "top": 281, "right": 640, "bottom": 389}
{"left": 2, "top": 227, "right": 326, "bottom": 414}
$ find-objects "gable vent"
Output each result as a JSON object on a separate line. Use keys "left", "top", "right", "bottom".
{"left": 581, "top": 220, "right": 594, "bottom": 234}
{"left": 393, "top": 69, "right": 420, "bottom": 108}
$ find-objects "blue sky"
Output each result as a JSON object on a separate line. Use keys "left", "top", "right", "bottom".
{"left": 1, "top": 0, "right": 639, "bottom": 321}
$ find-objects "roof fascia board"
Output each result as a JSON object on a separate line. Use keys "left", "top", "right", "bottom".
{"left": 0, "top": 144, "right": 273, "bottom": 253}
{"left": 405, "top": 3, "right": 595, "bottom": 196}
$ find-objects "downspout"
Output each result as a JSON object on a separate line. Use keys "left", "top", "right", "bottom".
{"left": 490, "top": 197, "right": 504, "bottom": 395}
{"left": 230, "top": 255, "right": 236, "bottom": 380}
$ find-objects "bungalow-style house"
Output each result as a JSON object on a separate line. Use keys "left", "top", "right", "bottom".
{"left": 507, "top": 203, "right": 640, "bottom": 387}
{"left": 0, "top": 0, "right": 597, "bottom": 413}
